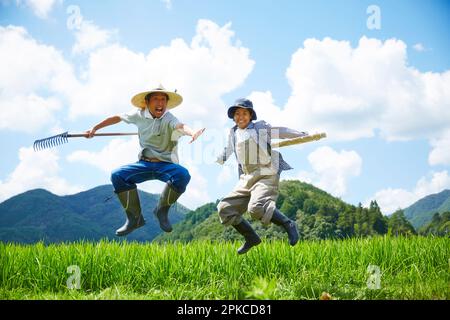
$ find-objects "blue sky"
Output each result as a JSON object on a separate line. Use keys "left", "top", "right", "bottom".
{"left": 0, "top": 0, "right": 449, "bottom": 213}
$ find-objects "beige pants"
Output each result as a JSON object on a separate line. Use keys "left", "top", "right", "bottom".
{"left": 217, "top": 173, "right": 279, "bottom": 226}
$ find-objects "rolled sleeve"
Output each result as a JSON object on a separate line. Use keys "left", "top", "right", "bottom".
{"left": 167, "top": 113, "right": 181, "bottom": 130}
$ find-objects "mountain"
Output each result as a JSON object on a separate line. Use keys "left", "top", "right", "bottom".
{"left": 4, "top": 181, "right": 445, "bottom": 244}
{"left": 0, "top": 185, "right": 189, "bottom": 243}
{"left": 403, "top": 189, "right": 450, "bottom": 229}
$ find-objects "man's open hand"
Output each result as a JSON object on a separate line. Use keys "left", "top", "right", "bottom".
{"left": 189, "top": 128, "right": 206, "bottom": 143}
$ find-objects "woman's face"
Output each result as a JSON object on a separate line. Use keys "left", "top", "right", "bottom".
{"left": 233, "top": 108, "right": 252, "bottom": 129}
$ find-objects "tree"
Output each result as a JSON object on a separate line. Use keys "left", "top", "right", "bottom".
{"left": 354, "top": 207, "right": 372, "bottom": 236}
{"left": 296, "top": 212, "right": 316, "bottom": 240}
{"left": 388, "top": 210, "right": 416, "bottom": 236}
{"left": 311, "top": 216, "right": 336, "bottom": 240}
{"left": 280, "top": 201, "right": 297, "bottom": 219}
{"left": 303, "top": 198, "right": 318, "bottom": 215}
{"left": 337, "top": 208, "right": 354, "bottom": 238}
{"left": 419, "top": 211, "right": 450, "bottom": 236}
{"left": 368, "top": 200, "right": 388, "bottom": 235}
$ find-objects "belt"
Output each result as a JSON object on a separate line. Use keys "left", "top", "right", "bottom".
{"left": 140, "top": 156, "right": 161, "bottom": 162}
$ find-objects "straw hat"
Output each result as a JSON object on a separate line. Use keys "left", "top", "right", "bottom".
{"left": 131, "top": 84, "right": 183, "bottom": 109}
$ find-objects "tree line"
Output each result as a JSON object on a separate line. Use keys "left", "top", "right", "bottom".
{"left": 156, "top": 180, "right": 449, "bottom": 242}
{"left": 278, "top": 180, "right": 448, "bottom": 239}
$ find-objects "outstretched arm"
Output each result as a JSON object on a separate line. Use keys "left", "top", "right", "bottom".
{"left": 85, "top": 116, "right": 122, "bottom": 138}
{"left": 216, "top": 129, "right": 234, "bottom": 165}
{"left": 175, "top": 123, "right": 206, "bottom": 144}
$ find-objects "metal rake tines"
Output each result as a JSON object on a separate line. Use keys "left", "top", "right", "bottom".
{"left": 33, "top": 132, "right": 138, "bottom": 151}
{"left": 33, "top": 132, "right": 69, "bottom": 151}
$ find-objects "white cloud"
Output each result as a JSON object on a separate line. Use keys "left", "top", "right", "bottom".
{"left": 66, "top": 19, "right": 255, "bottom": 130}
{"left": 67, "top": 137, "right": 140, "bottom": 173}
{"left": 0, "top": 19, "right": 253, "bottom": 136}
{"left": 216, "top": 161, "right": 236, "bottom": 186}
{"left": 217, "top": 165, "right": 231, "bottom": 185}
{"left": 428, "top": 129, "right": 450, "bottom": 166}
{"left": 280, "top": 37, "right": 450, "bottom": 142}
{"left": 0, "top": 146, "right": 83, "bottom": 202}
{"left": 294, "top": 146, "right": 362, "bottom": 197}
{"left": 247, "top": 91, "right": 284, "bottom": 126}
{"left": 368, "top": 170, "right": 450, "bottom": 214}
{"left": 249, "top": 36, "right": 450, "bottom": 165}
{"left": 178, "top": 161, "right": 210, "bottom": 209}
{"left": 65, "top": 6, "right": 116, "bottom": 54}
{"left": 72, "top": 20, "right": 115, "bottom": 54}
{"left": 0, "top": 19, "right": 253, "bottom": 135}
{"left": 413, "top": 43, "right": 428, "bottom": 52}
{"left": 0, "top": 94, "right": 61, "bottom": 133}
{"left": 366, "top": 188, "right": 417, "bottom": 215}
{"left": 0, "top": 26, "right": 74, "bottom": 94}
{"left": 414, "top": 170, "right": 450, "bottom": 198}
{"left": 16, "top": 0, "right": 61, "bottom": 19}
{"left": 0, "top": 25, "right": 77, "bottom": 133}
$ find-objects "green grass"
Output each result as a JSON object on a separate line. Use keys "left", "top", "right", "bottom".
{"left": 0, "top": 236, "right": 449, "bottom": 299}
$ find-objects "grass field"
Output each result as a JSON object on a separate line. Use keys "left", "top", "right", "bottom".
{"left": 1, "top": 236, "right": 449, "bottom": 300}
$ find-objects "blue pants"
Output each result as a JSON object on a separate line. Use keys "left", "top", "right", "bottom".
{"left": 111, "top": 161, "right": 191, "bottom": 194}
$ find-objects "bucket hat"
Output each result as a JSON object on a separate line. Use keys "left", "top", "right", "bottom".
{"left": 227, "top": 98, "right": 257, "bottom": 120}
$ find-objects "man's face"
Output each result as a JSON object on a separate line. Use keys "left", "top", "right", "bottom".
{"left": 233, "top": 108, "right": 252, "bottom": 129}
{"left": 146, "top": 93, "right": 168, "bottom": 118}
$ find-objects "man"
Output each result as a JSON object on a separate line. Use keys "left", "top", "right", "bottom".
{"left": 216, "top": 98, "right": 307, "bottom": 254}
{"left": 86, "top": 85, "right": 205, "bottom": 236}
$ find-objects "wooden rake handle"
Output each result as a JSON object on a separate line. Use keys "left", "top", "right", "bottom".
{"left": 271, "top": 132, "right": 327, "bottom": 148}
{"left": 68, "top": 132, "right": 138, "bottom": 137}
